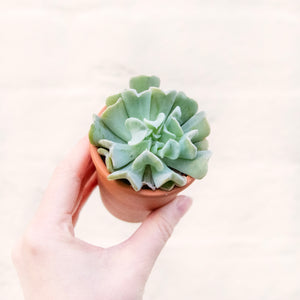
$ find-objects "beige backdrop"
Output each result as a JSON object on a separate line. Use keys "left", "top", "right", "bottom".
{"left": 1, "top": 0, "right": 300, "bottom": 299}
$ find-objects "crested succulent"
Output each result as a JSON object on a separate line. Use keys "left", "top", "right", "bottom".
{"left": 89, "top": 75, "right": 211, "bottom": 191}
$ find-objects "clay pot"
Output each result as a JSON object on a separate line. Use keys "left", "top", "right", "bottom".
{"left": 89, "top": 107, "right": 195, "bottom": 222}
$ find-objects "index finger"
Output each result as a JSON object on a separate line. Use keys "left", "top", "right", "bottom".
{"left": 36, "top": 136, "right": 94, "bottom": 224}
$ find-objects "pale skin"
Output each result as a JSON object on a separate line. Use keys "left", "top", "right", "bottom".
{"left": 11, "top": 137, "right": 192, "bottom": 300}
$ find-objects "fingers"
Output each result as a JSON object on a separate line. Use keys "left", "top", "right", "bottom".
{"left": 126, "top": 195, "right": 192, "bottom": 270}
{"left": 70, "top": 160, "right": 96, "bottom": 215}
{"left": 72, "top": 171, "right": 98, "bottom": 226}
{"left": 36, "top": 137, "right": 93, "bottom": 223}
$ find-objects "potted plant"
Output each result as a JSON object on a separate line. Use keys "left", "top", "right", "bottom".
{"left": 89, "top": 75, "right": 211, "bottom": 222}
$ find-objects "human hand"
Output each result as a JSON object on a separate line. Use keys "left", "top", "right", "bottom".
{"left": 12, "top": 137, "right": 192, "bottom": 300}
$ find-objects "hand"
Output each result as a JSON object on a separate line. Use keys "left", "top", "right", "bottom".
{"left": 12, "top": 137, "right": 192, "bottom": 300}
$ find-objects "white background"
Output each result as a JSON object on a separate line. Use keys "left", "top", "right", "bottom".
{"left": 1, "top": 0, "right": 299, "bottom": 299}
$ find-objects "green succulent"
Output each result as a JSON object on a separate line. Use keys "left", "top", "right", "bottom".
{"left": 89, "top": 75, "right": 211, "bottom": 191}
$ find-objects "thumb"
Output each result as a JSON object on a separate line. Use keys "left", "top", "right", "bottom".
{"left": 126, "top": 195, "right": 192, "bottom": 267}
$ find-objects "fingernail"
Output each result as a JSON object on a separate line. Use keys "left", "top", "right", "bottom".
{"left": 176, "top": 196, "right": 193, "bottom": 216}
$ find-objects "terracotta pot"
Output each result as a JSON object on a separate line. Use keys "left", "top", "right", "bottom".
{"left": 89, "top": 107, "right": 195, "bottom": 223}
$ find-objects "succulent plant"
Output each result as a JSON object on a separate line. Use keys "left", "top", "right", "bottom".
{"left": 89, "top": 75, "right": 211, "bottom": 191}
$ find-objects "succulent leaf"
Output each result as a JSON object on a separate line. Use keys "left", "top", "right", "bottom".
{"left": 144, "top": 112, "right": 165, "bottom": 130}
{"left": 89, "top": 114, "right": 125, "bottom": 146}
{"left": 182, "top": 111, "right": 210, "bottom": 142}
{"left": 160, "top": 181, "right": 176, "bottom": 191}
{"left": 151, "top": 162, "right": 187, "bottom": 189}
{"left": 129, "top": 75, "right": 160, "bottom": 93}
{"left": 108, "top": 162, "right": 144, "bottom": 191}
{"left": 149, "top": 88, "right": 177, "bottom": 120}
{"left": 90, "top": 75, "right": 211, "bottom": 191}
{"left": 151, "top": 141, "right": 164, "bottom": 154}
{"left": 168, "top": 105, "right": 182, "bottom": 121}
{"left": 195, "top": 139, "right": 209, "bottom": 151}
{"left": 132, "top": 150, "right": 164, "bottom": 172}
{"left": 142, "top": 166, "right": 155, "bottom": 190}
{"left": 165, "top": 115, "right": 184, "bottom": 138}
{"left": 160, "top": 125, "right": 177, "bottom": 143}
{"left": 163, "top": 150, "right": 212, "bottom": 179}
{"left": 122, "top": 89, "right": 151, "bottom": 120}
{"left": 101, "top": 98, "right": 131, "bottom": 141}
{"left": 171, "top": 91, "right": 198, "bottom": 124}
{"left": 106, "top": 93, "right": 121, "bottom": 106}
{"left": 100, "top": 139, "right": 151, "bottom": 170}
{"left": 97, "top": 148, "right": 114, "bottom": 173}
{"left": 125, "top": 118, "right": 152, "bottom": 145}
{"left": 157, "top": 139, "right": 180, "bottom": 159}
{"left": 178, "top": 133, "right": 198, "bottom": 159}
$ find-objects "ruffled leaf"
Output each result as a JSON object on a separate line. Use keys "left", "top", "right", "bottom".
{"left": 149, "top": 88, "right": 177, "bottom": 121}
{"left": 129, "top": 75, "right": 160, "bottom": 93}
{"left": 195, "top": 139, "right": 209, "bottom": 151}
{"left": 151, "top": 141, "right": 164, "bottom": 154}
{"left": 168, "top": 105, "right": 182, "bottom": 121}
{"left": 122, "top": 89, "right": 151, "bottom": 120}
{"left": 125, "top": 118, "right": 152, "bottom": 145}
{"left": 106, "top": 93, "right": 121, "bottom": 106}
{"left": 151, "top": 162, "right": 187, "bottom": 189}
{"left": 159, "top": 125, "right": 177, "bottom": 143}
{"left": 158, "top": 139, "right": 180, "bottom": 159}
{"left": 142, "top": 165, "right": 155, "bottom": 190}
{"left": 98, "top": 139, "right": 114, "bottom": 149}
{"left": 163, "top": 150, "right": 212, "bottom": 179}
{"left": 144, "top": 112, "right": 165, "bottom": 131}
{"left": 97, "top": 148, "right": 114, "bottom": 172}
{"left": 178, "top": 130, "right": 198, "bottom": 159}
{"left": 101, "top": 98, "right": 131, "bottom": 141}
{"left": 100, "top": 139, "right": 151, "bottom": 169}
{"left": 89, "top": 114, "right": 125, "bottom": 146}
{"left": 160, "top": 181, "right": 176, "bottom": 191}
{"left": 152, "top": 133, "right": 161, "bottom": 139}
{"left": 132, "top": 150, "right": 164, "bottom": 172}
{"left": 165, "top": 115, "right": 183, "bottom": 137}
{"left": 171, "top": 91, "right": 198, "bottom": 124}
{"left": 108, "top": 162, "right": 144, "bottom": 191}
{"left": 182, "top": 112, "right": 210, "bottom": 142}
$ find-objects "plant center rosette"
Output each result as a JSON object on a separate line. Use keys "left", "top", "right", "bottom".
{"left": 89, "top": 75, "right": 211, "bottom": 193}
